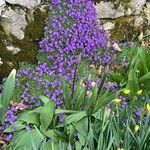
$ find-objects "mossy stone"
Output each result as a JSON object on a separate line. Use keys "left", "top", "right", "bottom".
{"left": 0, "top": 8, "right": 48, "bottom": 78}
{"left": 110, "top": 17, "right": 142, "bottom": 41}
{"left": 12, "top": 8, "right": 48, "bottom": 64}
{"left": 0, "top": 24, "right": 15, "bottom": 78}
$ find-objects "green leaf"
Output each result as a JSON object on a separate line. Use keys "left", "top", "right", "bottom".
{"left": 68, "top": 125, "right": 75, "bottom": 143}
{"left": 127, "top": 68, "right": 139, "bottom": 97}
{"left": 40, "top": 100, "right": 55, "bottom": 130}
{"left": 74, "top": 86, "right": 86, "bottom": 110}
{"left": 139, "top": 72, "right": 150, "bottom": 89}
{"left": 19, "top": 111, "right": 40, "bottom": 126}
{"left": 77, "top": 133, "right": 86, "bottom": 146}
{"left": 40, "top": 141, "right": 52, "bottom": 150}
{"left": 145, "top": 49, "right": 150, "bottom": 71}
{"left": 0, "top": 69, "right": 16, "bottom": 122}
{"left": 94, "top": 90, "right": 115, "bottom": 113}
{"left": 75, "top": 141, "right": 82, "bottom": 150}
{"left": 75, "top": 117, "right": 88, "bottom": 137}
{"left": 40, "top": 96, "right": 51, "bottom": 104}
{"left": 138, "top": 48, "right": 149, "bottom": 75}
{"left": 60, "top": 77, "right": 72, "bottom": 109}
{"left": 86, "top": 86, "right": 98, "bottom": 112}
{"left": 8, "top": 129, "right": 45, "bottom": 150}
{"left": 110, "top": 72, "right": 124, "bottom": 84}
{"left": 40, "top": 127, "right": 57, "bottom": 140}
{"left": 4, "top": 121, "right": 26, "bottom": 133}
{"left": 55, "top": 109, "right": 78, "bottom": 114}
{"left": 65, "top": 111, "right": 86, "bottom": 125}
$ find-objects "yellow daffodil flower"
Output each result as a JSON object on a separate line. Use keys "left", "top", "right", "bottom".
{"left": 122, "top": 89, "right": 130, "bottom": 95}
{"left": 146, "top": 104, "right": 150, "bottom": 113}
{"left": 117, "top": 148, "right": 124, "bottom": 150}
{"left": 134, "top": 125, "right": 140, "bottom": 133}
{"left": 113, "top": 98, "right": 122, "bottom": 104}
{"left": 137, "top": 90, "right": 142, "bottom": 95}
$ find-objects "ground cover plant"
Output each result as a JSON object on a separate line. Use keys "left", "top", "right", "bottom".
{"left": 0, "top": 0, "right": 150, "bottom": 149}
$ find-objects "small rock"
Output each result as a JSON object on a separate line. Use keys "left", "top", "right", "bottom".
{"left": 103, "top": 22, "right": 115, "bottom": 30}
{"left": 95, "top": 2, "right": 124, "bottom": 19}
{"left": 1, "top": 7, "right": 27, "bottom": 39}
{"left": 6, "top": 0, "right": 41, "bottom": 9}
{"left": 0, "top": 0, "right": 6, "bottom": 15}
{"left": 129, "top": 0, "right": 146, "bottom": 15}
{"left": 125, "top": 8, "right": 132, "bottom": 16}
{"left": 6, "top": 45, "right": 21, "bottom": 55}
{"left": 134, "top": 16, "right": 144, "bottom": 27}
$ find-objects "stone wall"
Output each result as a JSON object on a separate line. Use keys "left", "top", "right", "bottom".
{"left": 95, "top": 0, "right": 150, "bottom": 41}
{"left": 0, "top": 0, "right": 49, "bottom": 78}
{"left": 0, "top": 0, "right": 150, "bottom": 77}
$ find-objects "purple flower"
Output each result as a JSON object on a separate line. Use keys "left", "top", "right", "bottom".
{"left": 4, "top": 0, "right": 114, "bottom": 136}
{"left": 52, "top": 0, "right": 61, "bottom": 5}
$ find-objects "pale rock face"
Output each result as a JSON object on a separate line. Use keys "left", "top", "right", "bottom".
{"left": 129, "top": 0, "right": 147, "bottom": 15}
{"left": 0, "top": 0, "right": 5, "bottom": 7}
{"left": 125, "top": 8, "right": 132, "bottom": 16}
{"left": 6, "top": 0, "right": 41, "bottom": 9}
{"left": 0, "top": 0, "right": 6, "bottom": 15}
{"left": 134, "top": 16, "right": 144, "bottom": 27}
{"left": 144, "top": 6, "right": 150, "bottom": 25}
{"left": 146, "top": 2, "right": 150, "bottom": 9}
{"left": 1, "top": 7, "right": 27, "bottom": 39}
{"left": 95, "top": 2, "right": 124, "bottom": 19}
{"left": 103, "top": 22, "right": 115, "bottom": 30}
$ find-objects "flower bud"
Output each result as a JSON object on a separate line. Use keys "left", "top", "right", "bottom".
{"left": 146, "top": 104, "right": 150, "bottom": 113}
{"left": 134, "top": 125, "right": 140, "bottom": 133}
{"left": 113, "top": 98, "right": 122, "bottom": 104}
{"left": 137, "top": 90, "right": 142, "bottom": 95}
{"left": 122, "top": 89, "right": 130, "bottom": 95}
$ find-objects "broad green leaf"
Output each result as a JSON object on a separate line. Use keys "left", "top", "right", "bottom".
{"left": 65, "top": 111, "right": 86, "bottom": 125}
{"left": 77, "top": 133, "right": 86, "bottom": 146}
{"left": 4, "top": 121, "right": 26, "bottom": 133}
{"left": 139, "top": 72, "right": 150, "bottom": 89}
{"left": 40, "top": 100, "right": 55, "bottom": 130}
{"left": 19, "top": 111, "right": 40, "bottom": 126}
{"left": 127, "top": 68, "right": 139, "bottom": 97}
{"left": 40, "top": 127, "right": 57, "bottom": 140}
{"left": 138, "top": 48, "right": 148, "bottom": 75}
{"left": 8, "top": 129, "right": 45, "bottom": 150}
{"left": 0, "top": 69, "right": 16, "bottom": 122}
{"left": 75, "top": 117, "right": 88, "bottom": 137}
{"left": 40, "top": 96, "right": 50, "bottom": 104}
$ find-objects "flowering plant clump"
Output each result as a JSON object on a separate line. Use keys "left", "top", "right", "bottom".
{"left": 0, "top": 0, "right": 116, "bottom": 133}
{"left": 14, "top": 0, "right": 111, "bottom": 105}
